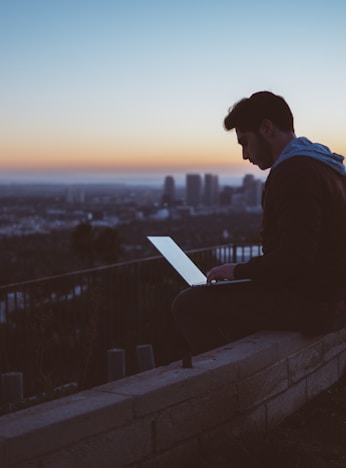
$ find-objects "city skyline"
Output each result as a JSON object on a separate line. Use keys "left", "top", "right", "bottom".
{"left": 0, "top": 168, "right": 261, "bottom": 188}
{"left": 1, "top": 1, "right": 346, "bottom": 182}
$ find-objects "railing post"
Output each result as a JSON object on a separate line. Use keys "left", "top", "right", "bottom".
{"left": 232, "top": 244, "right": 238, "bottom": 263}
{"left": 107, "top": 348, "right": 126, "bottom": 381}
{"left": 107, "top": 269, "right": 114, "bottom": 349}
{"left": 135, "top": 262, "right": 144, "bottom": 344}
{"left": 1, "top": 372, "right": 23, "bottom": 405}
{"left": 136, "top": 344, "right": 155, "bottom": 372}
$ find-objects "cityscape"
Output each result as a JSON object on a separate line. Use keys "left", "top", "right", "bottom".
{"left": 0, "top": 172, "right": 263, "bottom": 240}
{"left": 0, "top": 169, "right": 264, "bottom": 403}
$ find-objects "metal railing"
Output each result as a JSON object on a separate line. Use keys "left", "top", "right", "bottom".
{"left": 0, "top": 243, "right": 261, "bottom": 397}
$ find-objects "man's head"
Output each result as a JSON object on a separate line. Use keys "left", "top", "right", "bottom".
{"left": 224, "top": 91, "right": 295, "bottom": 170}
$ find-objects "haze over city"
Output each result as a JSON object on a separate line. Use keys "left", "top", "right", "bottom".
{"left": 1, "top": 0, "right": 346, "bottom": 185}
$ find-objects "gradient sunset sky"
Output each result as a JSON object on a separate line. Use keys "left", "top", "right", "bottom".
{"left": 1, "top": 0, "right": 346, "bottom": 183}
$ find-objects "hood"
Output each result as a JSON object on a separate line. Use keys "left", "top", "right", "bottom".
{"left": 272, "top": 137, "right": 346, "bottom": 176}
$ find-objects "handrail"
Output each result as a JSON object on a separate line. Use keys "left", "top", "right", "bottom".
{"left": 0, "top": 243, "right": 261, "bottom": 398}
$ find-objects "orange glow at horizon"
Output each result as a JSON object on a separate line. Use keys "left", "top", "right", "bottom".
{"left": 0, "top": 134, "right": 244, "bottom": 172}
{"left": 1, "top": 131, "right": 346, "bottom": 174}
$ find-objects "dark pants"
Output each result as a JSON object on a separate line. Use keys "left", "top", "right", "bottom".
{"left": 172, "top": 281, "right": 345, "bottom": 355}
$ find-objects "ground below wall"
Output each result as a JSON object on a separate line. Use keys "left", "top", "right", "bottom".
{"left": 199, "top": 370, "right": 346, "bottom": 467}
{"left": 1, "top": 328, "right": 346, "bottom": 468}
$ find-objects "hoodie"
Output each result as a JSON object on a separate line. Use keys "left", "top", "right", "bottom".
{"left": 234, "top": 135, "right": 346, "bottom": 294}
{"left": 272, "top": 137, "right": 346, "bottom": 176}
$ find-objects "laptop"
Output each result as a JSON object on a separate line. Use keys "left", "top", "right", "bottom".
{"left": 147, "top": 236, "right": 251, "bottom": 287}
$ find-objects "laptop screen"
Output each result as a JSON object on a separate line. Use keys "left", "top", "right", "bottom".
{"left": 147, "top": 236, "right": 207, "bottom": 286}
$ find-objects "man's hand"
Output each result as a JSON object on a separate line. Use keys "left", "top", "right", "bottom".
{"left": 207, "top": 263, "right": 238, "bottom": 283}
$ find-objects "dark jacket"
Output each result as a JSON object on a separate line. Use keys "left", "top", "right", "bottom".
{"left": 234, "top": 155, "right": 346, "bottom": 301}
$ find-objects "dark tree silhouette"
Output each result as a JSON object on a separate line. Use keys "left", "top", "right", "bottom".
{"left": 72, "top": 222, "right": 94, "bottom": 266}
{"left": 94, "top": 227, "right": 121, "bottom": 264}
{"left": 72, "top": 223, "right": 121, "bottom": 266}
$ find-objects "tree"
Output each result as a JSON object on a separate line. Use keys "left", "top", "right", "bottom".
{"left": 72, "top": 222, "right": 94, "bottom": 266}
{"left": 72, "top": 223, "right": 122, "bottom": 266}
{"left": 94, "top": 227, "right": 121, "bottom": 264}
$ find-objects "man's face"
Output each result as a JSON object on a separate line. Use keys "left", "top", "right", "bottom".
{"left": 236, "top": 128, "right": 273, "bottom": 170}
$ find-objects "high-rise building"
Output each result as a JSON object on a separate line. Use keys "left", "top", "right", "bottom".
{"left": 162, "top": 175, "right": 175, "bottom": 207}
{"left": 219, "top": 186, "right": 234, "bottom": 206}
{"left": 66, "top": 186, "right": 85, "bottom": 204}
{"left": 186, "top": 174, "right": 202, "bottom": 207}
{"left": 242, "top": 174, "right": 262, "bottom": 208}
{"left": 204, "top": 173, "right": 219, "bottom": 205}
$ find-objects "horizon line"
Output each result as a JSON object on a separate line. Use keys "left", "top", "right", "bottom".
{"left": 0, "top": 169, "right": 265, "bottom": 186}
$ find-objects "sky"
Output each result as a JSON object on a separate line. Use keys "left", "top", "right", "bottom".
{"left": 1, "top": 0, "right": 346, "bottom": 185}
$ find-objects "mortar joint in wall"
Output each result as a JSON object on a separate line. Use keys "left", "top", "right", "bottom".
{"left": 234, "top": 384, "right": 240, "bottom": 403}
{"left": 285, "top": 357, "right": 292, "bottom": 385}
{"left": 151, "top": 419, "right": 157, "bottom": 453}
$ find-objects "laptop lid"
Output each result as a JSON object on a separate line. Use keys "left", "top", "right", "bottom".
{"left": 147, "top": 236, "right": 207, "bottom": 286}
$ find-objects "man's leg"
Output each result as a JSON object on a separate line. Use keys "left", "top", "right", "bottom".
{"left": 172, "top": 281, "right": 266, "bottom": 355}
{"left": 172, "top": 281, "right": 307, "bottom": 355}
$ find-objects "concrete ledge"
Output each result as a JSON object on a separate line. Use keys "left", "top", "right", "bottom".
{"left": 1, "top": 328, "right": 346, "bottom": 467}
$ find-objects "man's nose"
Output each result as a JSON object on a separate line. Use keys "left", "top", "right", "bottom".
{"left": 242, "top": 148, "right": 249, "bottom": 160}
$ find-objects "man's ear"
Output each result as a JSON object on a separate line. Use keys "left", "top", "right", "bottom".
{"left": 258, "top": 119, "right": 274, "bottom": 138}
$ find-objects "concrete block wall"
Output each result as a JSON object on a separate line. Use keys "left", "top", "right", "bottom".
{"left": 1, "top": 328, "right": 346, "bottom": 468}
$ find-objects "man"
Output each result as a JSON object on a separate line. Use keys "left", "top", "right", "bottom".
{"left": 172, "top": 91, "right": 346, "bottom": 355}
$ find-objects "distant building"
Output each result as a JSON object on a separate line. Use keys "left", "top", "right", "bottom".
{"left": 231, "top": 192, "right": 246, "bottom": 211}
{"left": 219, "top": 186, "right": 233, "bottom": 206}
{"left": 162, "top": 175, "right": 175, "bottom": 207}
{"left": 66, "top": 186, "right": 85, "bottom": 204}
{"left": 204, "top": 174, "right": 219, "bottom": 205}
{"left": 186, "top": 174, "right": 202, "bottom": 207}
{"left": 242, "top": 174, "right": 263, "bottom": 209}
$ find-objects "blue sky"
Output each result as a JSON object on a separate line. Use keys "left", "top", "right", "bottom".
{"left": 1, "top": 0, "right": 346, "bottom": 184}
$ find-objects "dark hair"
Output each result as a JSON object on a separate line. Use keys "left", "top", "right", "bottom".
{"left": 224, "top": 91, "right": 294, "bottom": 133}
